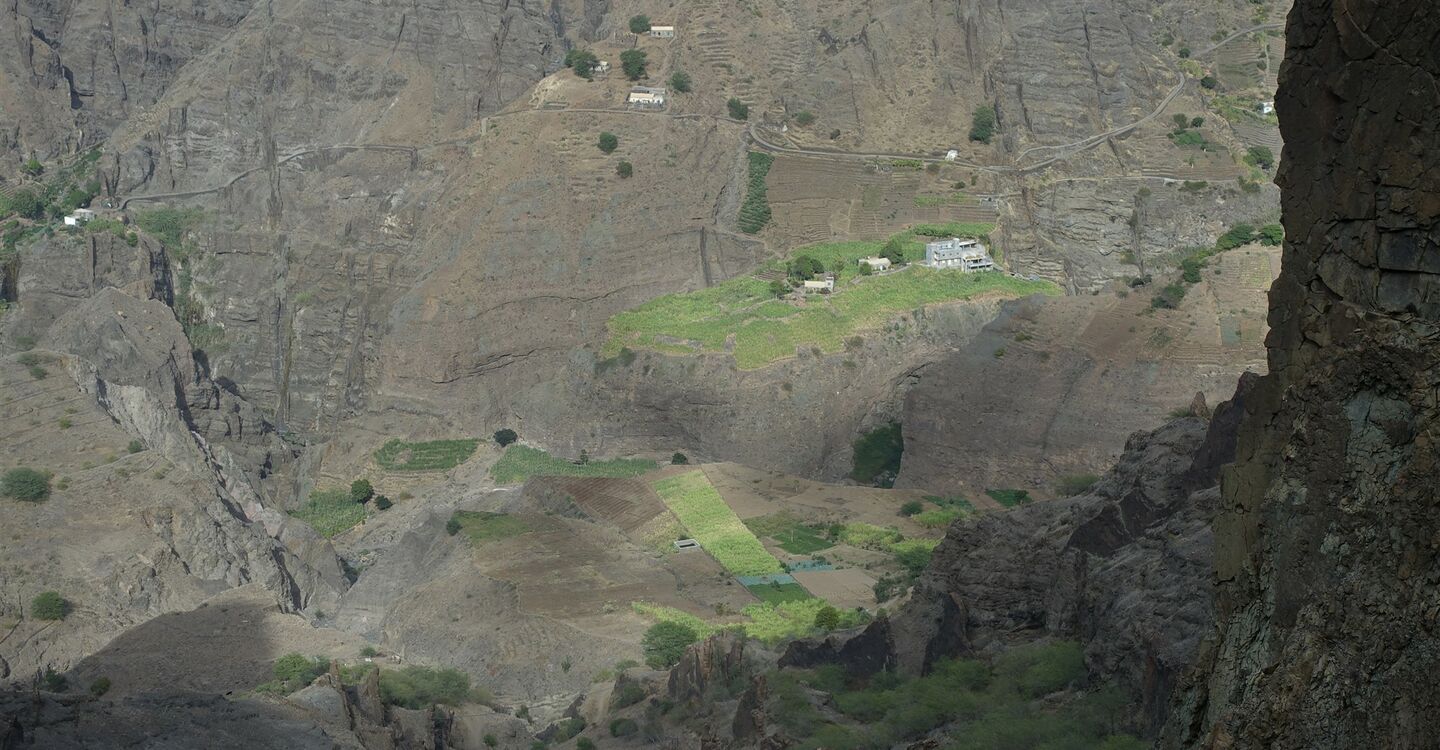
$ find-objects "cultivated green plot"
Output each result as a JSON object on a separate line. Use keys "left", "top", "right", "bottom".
{"left": 603, "top": 224, "right": 1055, "bottom": 369}
{"left": 633, "top": 598, "right": 866, "bottom": 645}
{"left": 291, "top": 488, "right": 367, "bottom": 538}
{"left": 490, "top": 445, "right": 657, "bottom": 484}
{"left": 374, "top": 438, "right": 480, "bottom": 472}
{"left": 745, "top": 513, "right": 834, "bottom": 555}
{"left": 450, "top": 511, "right": 529, "bottom": 545}
{"left": 651, "top": 470, "right": 784, "bottom": 576}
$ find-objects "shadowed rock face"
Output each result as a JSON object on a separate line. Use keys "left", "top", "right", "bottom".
{"left": 1163, "top": 1, "right": 1440, "bottom": 747}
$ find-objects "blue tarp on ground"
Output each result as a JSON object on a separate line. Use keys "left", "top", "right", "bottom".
{"left": 735, "top": 573, "right": 797, "bottom": 586}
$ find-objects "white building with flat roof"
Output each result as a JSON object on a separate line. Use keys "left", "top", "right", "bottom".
{"left": 627, "top": 86, "right": 667, "bottom": 108}
{"left": 801, "top": 277, "right": 835, "bottom": 294}
{"left": 924, "top": 237, "right": 994, "bottom": 272}
{"left": 63, "top": 208, "right": 97, "bottom": 226}
{"left": 648, "top": 25, "right": 675, "bottom": 37}
{"left": 859, "top": 256, "right": 891, "bottom": 271}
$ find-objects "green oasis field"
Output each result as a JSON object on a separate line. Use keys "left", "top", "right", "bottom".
{"left": 602, "top": 223, "right": 1058, "bottom": 369}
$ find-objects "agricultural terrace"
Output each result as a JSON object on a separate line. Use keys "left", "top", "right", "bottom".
{"left": 450, "top": 511, "right": 530, "bottom": 545}
{"left": 291, "top": 488, "right": 367, "bottom": 538}
{"left": 374, "top": 438, "right": 479, "bottom": 471}
{"left": 632, "top": 599, "right": 867, "bottom": 645}
{"left": 651, "top": 471, "right": 785, "bottom": 576}
{"left": 603, "top": 223, "right": 1058, "bottom": 369}
{"left": 491, "top": 446, "right": 657, "bottom": 484}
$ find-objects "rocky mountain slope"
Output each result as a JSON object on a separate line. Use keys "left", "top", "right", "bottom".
{"left": 1163, "top": 0, "right": 1440, "bottom": 746}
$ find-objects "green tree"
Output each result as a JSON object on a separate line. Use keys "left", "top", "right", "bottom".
{"left": 127, "top": 439, "right": 144, "bottom": 454}
{"left": 899, "top": 500, "right": 923, "bottom": 516}
{"left": 1200, "top": 75, "right": 1218, "bottom": 89}
{"left": 42, "top": 668, "right": 67, "bottom": 692}
{"left": 446, "top": 516, "right": 463, "bottom": 535}
{"left": 577, "top": 739, "right": 596, "bottom": 750}
{"left": 794, "top": 110, "right": 815, "bottom": 126}
{"left": 1216, "top": 222, "right": 1257, "bottom": 250}
{"left": 1172, "top": 113, "right": 1190, "bottom": 130}
{"left": 671, "top": 452, "right": 689, "bottom": 465}
{"left": 1245, "top": 145, "right": 1275, "bottom": 169}
{"left": 350, "top": 479, "right": 374, "bottom": 503}
{"left": 768, "top": 279, "right": 790, "bottom": 298}
{"left": 597, "top": 132, "right": 619, "bottom": 154}
{"left": 3, "top": 467, "right": 51, "bottom": 501}
{"left": 21, "top": 158, "right": 43, "bottom": 177}
{"left": 727, "top": 98, "right": 749, "bottom": 120}
{"left": 628, "top": 14, "right": 651, "bottom": 33}
{"left": 969, "top": 104, "right": 997, "bottom": 143}
{"left": 89, "top": 677, "right": 112, "bottom": 697}
{"left": 1191, "top": 116, "right": 1205, "bottom": 127}
{"left": 880, "top": 237, "right": 906, "bottom": 264}
{"left": 1178, "top": 46, "right": 1192, "bottom": 58}
{"left": 620, "top": 49, "right": 648, "bottom": 80}
{"left": 7, "top": 189, "right": 44, "bottom": 220}
{"left": 668, "top": 70, "right": 692, "bottom": 92}
{"left": 1258, "top": 223, "right": 1284, "bottom": 246}
{"left": 641, "top": 621, "right": 699, "bottom": 669}
{"left": 813, "top": 605, "right": 841, "bottom": 631}
{"left": 374, "top": 495, "right": 393, "bottom": 510}
{"left": 787, "top": 255, "right": 824, "bottom": 281}
{"left": 494, "top": 428, "right": 518, "bottom": 447}
{"left": 565, "top": 48, "right": 600, "bottom": 79}
{"left": 31, "top": 591, "right": 67, "bottom": 620}
{"left": 616, "top": 160, "right": 634, "bottom": 178}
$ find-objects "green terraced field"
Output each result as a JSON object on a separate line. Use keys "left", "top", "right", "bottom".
{"left": 374, "top": 438, "right": 480, "bottom": 472}
{"left": 744, "top": 513, "right": 835, "bottom": 555}
{"left": 490, "top": 446, "right": 657, "bottom": 484}
{"left": 651, "top": 471, "right": 784, "bottom": 576}
{"left": 291, "top": 488, "right": 366, "bottom": 538}
{"left": 603, "top": 225, "right": 1055, "bottom": 369}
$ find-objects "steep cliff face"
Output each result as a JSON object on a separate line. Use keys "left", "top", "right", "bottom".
{"left": 1164, "top": 1, "right": 1440, "bottom": 746}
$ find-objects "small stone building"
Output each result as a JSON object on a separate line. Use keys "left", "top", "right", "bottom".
{"left": 859, "top": 256, "right": 891, "bottom": 272}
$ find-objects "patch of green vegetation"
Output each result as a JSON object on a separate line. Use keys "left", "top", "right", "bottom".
{"left": 728, "top": 98, "right": 750, "bottom": 121}
{"left": 838, "top": 522, "right": 904, "bottom": 550}
{"left": 133, "top": 208, "right": 203, "bottom": 261}
{"left": 31, "top": 591, "right": 67, "bottom": 620}
{"left": 850, "top": 422, "right": 903, "bottom": 487}
{"left": 634, "top": 598, "right": 866, "bottom": 646}
{"left": 254, "top": 653, "right": 330, "bottom": 694}
{"left": 913, "top": 193, "right": 973, "bottom": 207}
{"left": 490, "top": 445, "right": 656, "bottom": 484}
{"left": 652, "top": 471, "right": 784, "bottom": 576}
{"left": 642, "top": 620, "right": 699, "bottom": 668}
{"left": 1151, "top": 282, "right": 1189, "bottom": 309}
{"left": 379, "top": 666, "right": 479, "bottom": 708}
{"left": 374, "top": 437, "right": 479, "bottom": 471}
{"left": 290, "top": 487, "right": 367, "bottom": 538}
{"left": 969, "top": 104, "right": 997, "bottom": 143}
{"left": 890, "top": 538, "right": 940, "bottom": 575}
{"left": 448, "top": 511, "right": 529, "bottom": 545}
{"left": 912, "top": 508, "right": 964, "bottom": 529}
{"left": 745, "top": 513, "right": 834, "bottom": 554}
{"left": 3, "top": 467, "right": 51, "bottom": 502}
{"left": 738, "top": 152, "right": 773, "bottom": 233}
{"left": 603, "top": 226, "right": 1049, "bottom": 369}
{"left": 775, "top": 640, "right": 1129, "bottom": 750}
{"left": 1056, "top": 473, "right": 1100, "bottom": 496}
{"left": 985, "top": 488, "right": 1033, "bottom": 508}
{"left": 747, "top": 581, "right": 813, "bottom": 605}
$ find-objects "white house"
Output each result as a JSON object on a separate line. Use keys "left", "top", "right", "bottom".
{"left": 648, "top": 25, "right": 676, "bottom": 38}
{"left": 594, "top": 60, "right": 610, "bottom": 75}
{"left": 924, "top": 237, "right": 994, "bottom": 272}
{"left": 627, "top": 86, "right": 667, "bottom": 108}
{"left": 63, "top": 207, "right": 97, "bottom": 226}
{"left": 859, "top": 256, "right": 892, "bottom": 272}
{"left": 1259, "top": 100, "right": 1275, "bottom": 115}
{"left": 802, "top": 277, "right": 835, "bottom": 294}
{"left": 944, "top": 149, "right": 959, "bottom": 161}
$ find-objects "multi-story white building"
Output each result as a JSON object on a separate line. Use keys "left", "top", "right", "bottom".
{"left": 923, "top": 237, "right": 994, "bottom": 271}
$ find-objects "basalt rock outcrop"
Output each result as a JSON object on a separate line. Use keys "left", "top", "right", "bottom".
{"left": 1163, "top": 1, "right": 1440, "bottom": 747}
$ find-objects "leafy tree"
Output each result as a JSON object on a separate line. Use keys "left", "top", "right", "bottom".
{"left": 1191, "top": 116, "right": 1205, "bottom": 127}
{"left": 31, "top": 591, "right": 67, "bottom": 620}
{"left": 377, "top": 665, "right": 473, "bottom": 708}
{"left": 446, "top": 516, "right": 463, "bottom": 535}
{"left": 272, "top": 653, "right": 330, "bottom": 690}
{"left": 577, "top": 449, "right": 590, "bottom": 465}
{"left": 787, "top": 255, "right": 825, "bottom": 281}
{"left": 620, "top": 49, "right": 648, "bottom": 80}
{"left": 1244, "top": 145, "right": 1275, "bottom": 169}
{"left": 850, "top": 422, "right": 904, "bottom": 487}
{"left": 628, "top": 14, "right": 651, "bottom": 33}
{"left": 794, "top": 110, "right": 816, "bottom": 126}
{"left": 768, "top": 279, "right": 790, "bottom": 298}
{"left": 89, "top": 677, "right": 111, "bottom": 697}
{"left": 1200, "top": 75, "right": 1218, "bottom": 89}
{"left": 671, "top": 452, "right": 689, "bottom": 465}
{"left": 350, "top": 479, "right": 374, "bottom": 504}
{"left": 668, "top": 70, "right": 692, "bottom": 93}
{"left": 899, "top": 500, "right": 923, "bottom": 517}
{"left": 610, "top": 718, "right": 639, "bottom": 737}
{"left": 969, "top": 104, "right": 997, "bottom": 143}
{"left": 1172, "top": 113, "right": 1190, "bottom": 129}
{"left": 494, "top": 428, "right": 518, "bottom": 447}
{"left": 1151, "top": 283, "right": 1188, "bottom": 309}
{"left": 642, "top": 621, "right": 699, "bottom": 669}
{"left": 127, "top": 440, "right": 144, "bottom": 454}
{"left": 374, "top": 495, "right": 393, "bottom": 510}
{"left": 727, "top": 98, "right": 749, "bottom": 120}
{"left": 1258, "top": 223, "right": 1284, "bottom": 246}
{"left": 813, "top": 605, "right": 841, "bottom": 631}
{"left": 1216, "top": 223, "right": 1257, "bottom": 250}
{"left": 3, "top": 467, "right": 51, "bottom": 501}
{"left": 21, "top": 158, "right": 43, "bottom": 177}
{"left": 1178, "top": 46, "right": 1192, "bottom": 58}
{"left": 616, "top": 160, "right": 633, "bottom": 178}
{"left": 42, "top": 668, "right": 67, "bottom": 692}
{"left": 565, "top": 48, "right": 600, "bottom": 79}
{"left": 597, "top": 132, "right": 619, "bottom": 154}
{"left": 577, "top": 739, "right": 596, "bottom": 750}
{"left": 7, "top": 189, "right": 44, "bottom": 220}
{"left": 483, "top": 734, "right": 498, "bottom": 748}
{"left": 880, "top": 237, "right": 906, "bottom": 264}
